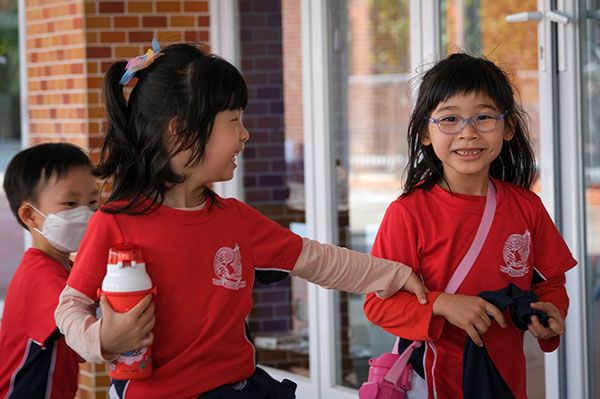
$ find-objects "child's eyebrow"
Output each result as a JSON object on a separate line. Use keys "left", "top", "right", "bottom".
{"left": 435, "top": 103, "right": 498, "bottom": 113}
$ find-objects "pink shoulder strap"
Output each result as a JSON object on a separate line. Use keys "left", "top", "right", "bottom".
{"left": 391, "top": 179, "right": 497, "bottom": 356}
{"left": 444, "top": 179, "right": 497, "bottom": 294}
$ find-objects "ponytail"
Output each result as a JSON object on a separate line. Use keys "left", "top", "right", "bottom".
{"left": 98, "top": 61, "right": 131, "bottom": 180}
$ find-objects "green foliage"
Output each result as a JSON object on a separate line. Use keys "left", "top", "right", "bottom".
{"left": 368, "top": 0, "right": 410, "bottom": 74}
{"left": 0, "top": 28, "right": 19, "bottom": 96}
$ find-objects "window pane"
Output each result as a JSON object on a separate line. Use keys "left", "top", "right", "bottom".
{"left": 241, "top": 0, "right": 310, "bottom": 377}
{"left": 328, "top": 0, "right": 411, "bottom": 388}
{"left": 581, "top": 2, "right": 600, "bottom": 397}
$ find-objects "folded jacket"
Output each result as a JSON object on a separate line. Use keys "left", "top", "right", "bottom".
{"left": 462, "top": 283, "right": 549, "bottom": 399}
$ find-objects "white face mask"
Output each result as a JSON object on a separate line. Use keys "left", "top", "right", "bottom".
{"left": 28, "top": 204, "right": 94, "bottom": 253}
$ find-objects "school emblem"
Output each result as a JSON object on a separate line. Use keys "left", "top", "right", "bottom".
{"left": 212, "top": 244, "right": 246, "bottom": 290}
{"left": 500, "top": 230, "right": 531, "bottom": 277}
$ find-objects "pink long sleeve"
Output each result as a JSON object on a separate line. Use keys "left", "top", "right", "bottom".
{"left": 290, "top": 237, "right": 413, "bottom": 299}
{"left": 54, "top": 285, "right": 118, "bottom": 363}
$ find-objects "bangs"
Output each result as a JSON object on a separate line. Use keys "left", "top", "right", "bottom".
{"left": 38, "top": 144, "right": 92, "bottom": 183}
{"left": 424, "top": 56, "right": 514, "bottom": 112}
{"left": 206, "top": 56, "right": 248, "bottom": 112}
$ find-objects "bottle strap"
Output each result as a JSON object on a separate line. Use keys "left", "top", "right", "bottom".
{"left": 384, "top": 341, "right": 422, "bottom": 385}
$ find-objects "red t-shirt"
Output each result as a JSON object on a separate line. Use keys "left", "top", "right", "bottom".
{"left": 67, "top": 197, "right": 303, "bottom": 398}
{"left": 364, "top": 179, "right": 577, "bottom": 399}
{"left": 0, "top": 248, "right": 79, "bottom": 399}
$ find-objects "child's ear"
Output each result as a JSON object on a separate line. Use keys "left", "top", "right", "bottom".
{"left": 420, "top": 131, "right": 432, "bottom": 146}
{"left": 17, "top": 203, "right": 41, "bottom": 231}
{"left": 503, "top": 114, "right": 516, "bottom": 141}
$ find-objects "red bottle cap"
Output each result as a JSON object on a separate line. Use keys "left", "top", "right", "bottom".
{"left": 107, "top": 242, "right": 144, "bottom": 266}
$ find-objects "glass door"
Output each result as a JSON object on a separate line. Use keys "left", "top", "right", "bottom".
{"left": 581, "top": 2, "right": 600, "bottom": 397}
{"left": 422, "top": 1, "right": 587, "bottom": 398}
{"left": 295, "top": 0, "right": 586, "bottom": 397}
{"left": 318, "top": 0, "right": 414, "bottom": 392}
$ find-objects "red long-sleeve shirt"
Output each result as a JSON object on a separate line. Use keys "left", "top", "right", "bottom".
{"left": 364, "top": 179, "right": 577, "bottom": 399}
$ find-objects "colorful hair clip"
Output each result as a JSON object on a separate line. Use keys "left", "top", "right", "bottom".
{"left": 119, "top": 38, "right": 163, "bottom": 85}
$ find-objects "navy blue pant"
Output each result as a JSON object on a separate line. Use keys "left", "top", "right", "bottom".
{"left": 199, "top": 367, "right": 297, "bottom": 399}
{"left": 110, "top": 368, "right": 296, "bottom": 399}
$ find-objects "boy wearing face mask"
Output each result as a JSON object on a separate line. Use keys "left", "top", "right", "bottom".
{"left": 0, "top": 143, "right": 98, "bottom": 398}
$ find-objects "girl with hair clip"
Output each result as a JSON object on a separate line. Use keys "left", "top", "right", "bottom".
{"left": 54, "top": 41, "right": 428, "bottom": 399}
{"left": 363, "top": 53, "right": 577, "bottom": 398}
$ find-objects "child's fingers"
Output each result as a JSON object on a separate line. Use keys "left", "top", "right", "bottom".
{"left": 127, "top": 294, "right": 154, "bottom": 319}
{"left": 137, "top": 301, "right": 155, "bottom": 325}
{"left": 466, "top": 326, "right": 484, "bottom": 347}
{"left": 405, "top": 274, "right": 429, "bottom": 304}
{"left": 484, "top": 302, "right": 506, "bottom": 328}
{"left": 528, "top": 315, "right": 551, "bottom": 339}
{"left": 547, "top": 317, "right": 565, "bottom": 336}
{"left": 529, "top": 301, "right": 565, "bottom": 337}
{"left": 99, "top": 295, "right": 117, "bottom": 319}
{"left": 530, "top": 301, "right": 562, "bottom": 319}
{"left": 138, "top": 303, "right": 156, "bottom": 334}
{"left": 137, "top": 332, "right": 154, "bottom": 349}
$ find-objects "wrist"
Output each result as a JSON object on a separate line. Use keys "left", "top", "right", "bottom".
{"left": 432, "top": 292, "right": 448, "bottom": 317}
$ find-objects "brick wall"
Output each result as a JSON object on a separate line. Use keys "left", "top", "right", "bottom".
{"left": 83, "top": 0, "right": 210, "bottom": 170}
{"left": 238, "top": 0, "right": 293, "bottom": 360}
{"left": 25, "top": 0, "right": 87, "bottom": 148}
{"left": 239, "top": 0, "right": 313, "bottom": 373}
{"left": 22, "top": 1, "right": 210, "bottom": 397}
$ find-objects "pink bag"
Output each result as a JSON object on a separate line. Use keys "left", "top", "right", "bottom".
{"left": 358, "top": 341, "right": 421, "bottom": 399}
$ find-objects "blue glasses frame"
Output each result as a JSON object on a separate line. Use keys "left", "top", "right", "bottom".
{"left": 426, "top": 112, "right": 506, "bottom": 135}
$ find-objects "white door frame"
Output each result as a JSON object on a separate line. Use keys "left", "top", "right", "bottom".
{"left": 209, "top": 0, "right": 245, "bottom": 201}
{"left": 553, "top": 2, "right": 587, "bottom": 398}
{"left": 18, "top": 0, "right": 30, "bottom": 249}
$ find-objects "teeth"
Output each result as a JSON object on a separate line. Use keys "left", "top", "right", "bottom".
{"left": 456, "top": 149, "right": 481, "bottom": 155}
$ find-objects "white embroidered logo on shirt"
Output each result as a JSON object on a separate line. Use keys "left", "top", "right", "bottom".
{"left": 212, "top": 244, "right": 246, "bottom": 290}
{"left": 500, "top": 230, "right": 531, "bottom": 277}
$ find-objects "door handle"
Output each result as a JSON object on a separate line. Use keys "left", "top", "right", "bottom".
{"left": 546, "top": 10, "right": 571, "bottom": 25}
{"left": 506, "top": 10, "right": 571, "bottom": 24}
{"left": 506, "top": 9, "right": 572, "bottom": 72}
{"left": 505, "top": 11, "right": 543, "bottom": 23}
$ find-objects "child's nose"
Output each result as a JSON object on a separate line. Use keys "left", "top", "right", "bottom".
{"left": 240, "top": 124, "right": 249, "bottom": 142}
{"left": 457, "top": 120, "right": 479, "bottom": 139}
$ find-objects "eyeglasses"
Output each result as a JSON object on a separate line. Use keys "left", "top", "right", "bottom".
{"left": 426, "top": 112, "right": 506, "bottom": 135}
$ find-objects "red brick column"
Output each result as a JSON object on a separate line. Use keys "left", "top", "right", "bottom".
{"left": 22, "top": 1, "right": 211, "bottom": 397}
{"left": 25, "top": 0, "right": 87, "bottom": 148}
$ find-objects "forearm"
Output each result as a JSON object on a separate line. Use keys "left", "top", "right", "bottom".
{"left": 290, "top": 238, "right": 412, "bottom": 299}
{"left": 55, "top": 285, "right": 118, "bottom": 363}
{"left": 532, "top": 274, "right": 569, "bottom": 352}
{"left": 533, "top": 274, "right": 569, "bottom": 318}
{"left": 363, "top": 291, "right": 445, "bottom": 340}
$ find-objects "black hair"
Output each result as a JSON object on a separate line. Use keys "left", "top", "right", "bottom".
{"left": 3, "top": 143, "right": 93, "bottom": 229}
{"left": 98, "top": 42, "right": 248, "bottom": 214}
{"left": 403, "top": 53, "right": 536, "bottom": 196}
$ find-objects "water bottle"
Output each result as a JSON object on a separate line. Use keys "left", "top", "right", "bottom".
{"left": 97, "top": 242, "right": 157, "bottom": 380}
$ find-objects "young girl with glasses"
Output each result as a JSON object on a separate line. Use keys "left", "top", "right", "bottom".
{"left": 363, "top": 53, "right": 577, "bottom": 398}
{"left": 53, "top": 41, "right": 429, "bottom": 399}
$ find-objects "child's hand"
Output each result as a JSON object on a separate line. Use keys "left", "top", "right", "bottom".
{"left": 402, "top": 272, "right": 429, "bottom": 304}
{"left": 528, "top": 301, "right": 565, "bottom": 339}
{"left": 432, "top": 293, "right": 507, "bottom": 347}
{"left": 99, "top": 294, "right": 156, "bottom": 356}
